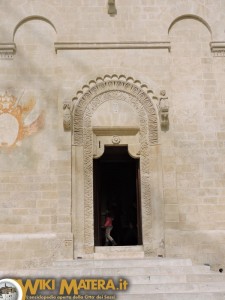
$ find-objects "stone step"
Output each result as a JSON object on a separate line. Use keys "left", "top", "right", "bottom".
{"left": 65, "top": 282, "right": 225, "bottom": 296}
{"left": 186, "top": 274, "right": 225, "bottom": 283}
{"left": 94, "top": 251, "right": 144, "bottom": 259}
{"left": 121, "top": 282, "right": 225, "bottom": 294}
{"left": 2, "top": 272, "right": 224, "bottom": 286}
{"left": 56, "top": 266, "right": 210, "bottom": 276}
{"left": 3, "top": 264, "right": 211, "bottom": 277}
{"left": 129, "top": 273, "right": 225, "bottom": 284}
{"left": 95, "top": 246, "right": 144, "bottom": 252}
{"left": 2, "top": 257, "right": 225, "bottom": 299}
{"left": 125, "top": 275, "right": 188, "bottom": 284}
{"left": 94, "top": 246, "right": 144, "bottom": 259}
{"left": 53, "top": 257, "right": 193, "bottom": 268}
{"left": 117, "top": 293, "right": 225, "bottom": 300}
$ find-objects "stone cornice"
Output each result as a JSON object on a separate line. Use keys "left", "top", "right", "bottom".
{"left": 0, "top": 43, "right": 16, "bottom": 59}
{"left": 55, "top": 41, "right": 171, "bottom": 52}
{"left": 210, "top": 41, "right": 225, "bottom": 50}
{"left": 210, "top": 41, "right": 225, "bottom": 57}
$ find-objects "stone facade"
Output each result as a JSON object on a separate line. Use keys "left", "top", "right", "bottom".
{"left": 0, "top": 0, "right": 225, "bottom": 270}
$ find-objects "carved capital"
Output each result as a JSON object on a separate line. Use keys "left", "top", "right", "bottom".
{"left": 63, "top": 100, "right": 71, "bottom": 131}
{"left": 159, "top": 90, "right": 169, "bottom": 131}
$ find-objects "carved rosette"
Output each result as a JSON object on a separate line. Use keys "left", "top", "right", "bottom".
{"left": 112, "top": 135, "right": 120, "bottom": 144}
{"left": 72, "top": 75, "right": 160, "bottom": 254}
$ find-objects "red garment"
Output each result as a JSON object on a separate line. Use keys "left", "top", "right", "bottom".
{"left": 104, "top": 216, "right": 113, "bottom": 227}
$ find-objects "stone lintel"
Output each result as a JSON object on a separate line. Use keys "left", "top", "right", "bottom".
{"left": 92, "top": 126, "right": 140, "bottom": 136}
{"left": 55, "top": 41, "right": 171, "bottom": 52}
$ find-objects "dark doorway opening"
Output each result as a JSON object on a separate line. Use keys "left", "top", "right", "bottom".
{"left": 93, "top": 146, "right": 142, "bottom": 246}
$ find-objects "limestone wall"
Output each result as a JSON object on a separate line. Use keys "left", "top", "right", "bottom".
{"left": 0, "top": 0, "right": 225, "bottom": 270}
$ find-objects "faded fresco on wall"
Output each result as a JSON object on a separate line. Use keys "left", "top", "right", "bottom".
{"left": 0, "top": 90, "right": 44, "bottom": 148}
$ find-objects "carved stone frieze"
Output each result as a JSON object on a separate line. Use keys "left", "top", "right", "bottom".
{"left": 0, "top": 51, "right": 14, "bottom": 60}
{"left": 72, "top": 75, "right": 159, "bottom": 146}
{"left": 212, "top": 50, "right": 225, "bottom": 57}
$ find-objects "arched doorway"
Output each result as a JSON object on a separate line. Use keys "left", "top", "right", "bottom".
{"left": 93, "top": 146, "right": 142, "bottom": 246}
{"left": 71, "top": 75, "right": 164, "bottom": 258}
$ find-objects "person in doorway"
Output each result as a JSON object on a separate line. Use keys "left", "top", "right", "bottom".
{"left": 104, "top": 212, "right": 117, "bottom": 246}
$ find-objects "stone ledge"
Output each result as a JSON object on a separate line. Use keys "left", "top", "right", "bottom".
{"left": 0, "top": 233, "right": 56, "bottom": 240}
{"left": 94, "top": 245, "right": 144, "bottom": 259}
{"left": 0, "top": 43, "right": 16, "bottom": 59}
{"left": 55, "top": 41, "right": 171, "bottom": 52}
{"left": 210, "top": 41, "right": 225, "bottom": 57}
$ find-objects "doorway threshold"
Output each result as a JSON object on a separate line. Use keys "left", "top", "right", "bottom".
{"left": 94, "top": 245, "right": 144, "bottom": 259}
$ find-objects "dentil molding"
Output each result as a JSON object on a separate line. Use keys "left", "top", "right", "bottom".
{"left": 0, "top": 43, "right": 16, "bottom": 60}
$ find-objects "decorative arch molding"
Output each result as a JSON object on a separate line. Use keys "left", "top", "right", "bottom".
{"left": 13, "top": 15, "right": 57, "bottom": 41}
{"left": 71, "top": 74, "right": 160, "bottom": 145}
{"left": 71, "top": 75, "right": 165, "bottom": 257}
{"left": 168, "top": 14, "right": 212, "bottom": 35}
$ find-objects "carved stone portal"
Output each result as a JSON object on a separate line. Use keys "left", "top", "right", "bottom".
{"left": 71, "top": 75, "right": 164, "bottom": 258}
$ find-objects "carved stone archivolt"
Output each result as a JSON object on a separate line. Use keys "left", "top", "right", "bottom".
{"left": 72, "top": 75, "right": 160, "bottom": 145}
{"left": 71, "top": 75, "right": 162, "bottom": 255}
